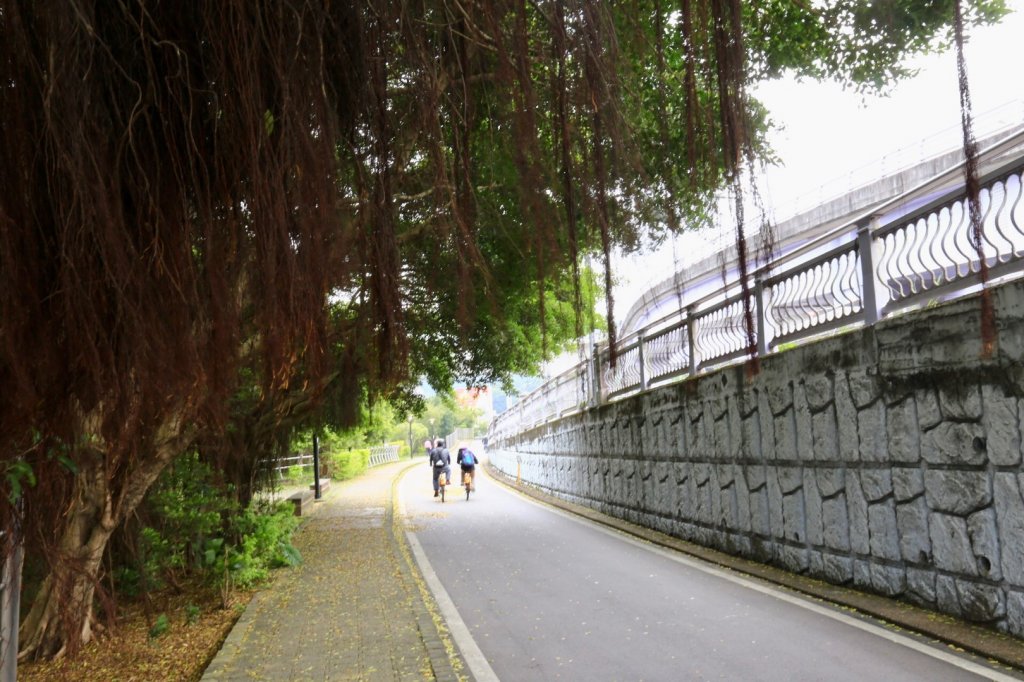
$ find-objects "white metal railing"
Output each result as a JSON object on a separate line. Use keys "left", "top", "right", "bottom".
{"left": 368, "top": 444, "right": 400, "bottom": 467}
{"left": 264, "top": 453, "right": 315, "bottom": 477}
{"left": 256, "top": 450, "right": 315, "bottom": 477}
{"left": 491, "top": 130, "right": 1024, "bottom": 442}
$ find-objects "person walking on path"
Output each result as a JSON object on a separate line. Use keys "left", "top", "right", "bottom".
{"left": 429, "top": 439, "right": 451, "bottom": 498}
{"left": 201, "top": 460, "right": 464, "bottom": 681}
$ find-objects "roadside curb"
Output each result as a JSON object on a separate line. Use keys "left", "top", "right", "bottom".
{"left": 484, "top": 463, "right": 1024, "bottom": 674}
{"left": 201, "top": 485, "right": 341, "bottom": 680}
{"left": 202, "top": 459, "right": 469, "bottom": 681}
{"left": 389, "top": 461, "right": 468, "bottom": 682}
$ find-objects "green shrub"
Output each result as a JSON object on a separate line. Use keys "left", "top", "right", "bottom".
{"left": 219, "top": 502, "right": 302, "bottom": 589}
{"left": 139, "top": 526, "right": 174, "bottom": 591}
{"left": 284, "top": 464, "right": 311, "bottom": 483}
{"left": 185, "top": 604, "right": 201, "bottom": 625}
{"left": 112, "top": 566, "right": 143, "bottom": 599}
{"left": 122, "top": 453, "right": 305, "bottom": 602}
{"left": 134, "top": 453, "right": 234, "bottom": 592}
{"left": 149, "top": 613, "right": 170, "bottom": 639}
{"left": 328, "top": 448, "right": 370, "bottom": 481}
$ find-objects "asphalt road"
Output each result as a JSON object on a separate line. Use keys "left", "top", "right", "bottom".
{"left": 398, "top": 461, "right": 1020, "bottom": 682}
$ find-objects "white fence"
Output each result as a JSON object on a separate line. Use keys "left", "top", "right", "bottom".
{"left": 368, "top": 444, "right": 400, "bottom": 467}
{"left": 443, "top": 427, "right": 477, "bottom": 450}
{"left": 492, "top": 129, "right": 1024, "bottom": 442}
{"left": 264, "top": 444, "right": 401, "bottom": 479}
{"left": 266, "top": 453, "right": 315, "bottom": 477}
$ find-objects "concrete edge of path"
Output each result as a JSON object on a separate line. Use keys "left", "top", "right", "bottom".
{"left": 203, "top": 460, "right": 468, "bottom": 682}
{"left": 201, "top": 483, "right": 341, "bottom": 680}
{"left": 483, "top": 463, "right": 1024, "bottom": 674}
{"left": 389, "top": 461, "right": 468, "bottom": 682}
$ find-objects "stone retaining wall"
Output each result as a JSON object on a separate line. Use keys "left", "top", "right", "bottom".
{"left": 488, "top": 280, "right": 1024, "bottom": 638}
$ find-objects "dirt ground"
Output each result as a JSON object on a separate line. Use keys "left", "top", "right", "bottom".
{"left": 18, "top": 584, "right": 256, "bottom": 682}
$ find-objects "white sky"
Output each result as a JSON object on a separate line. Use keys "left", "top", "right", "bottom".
{"left": 612, "top": 1, "right": 1024, "bottom": 318}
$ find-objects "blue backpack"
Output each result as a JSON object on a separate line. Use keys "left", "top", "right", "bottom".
{"left": 462, "top": 451, "right": 476, "bottom": 466}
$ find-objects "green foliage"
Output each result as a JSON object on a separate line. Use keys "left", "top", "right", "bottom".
{"left": 149, "top": 614, "right": 170, "bottom": 639}
{"left": 284, "top": 464, "right": 311, "bottom": 483}
{"left": 327, "top": 448, "right": 370, "bottom": 482}
{"left": 138, "top": 527, "right": 173, "bottom": 592}
{"left": 290, "top": 425, "right": 396, "bottom": 479}
{"left": 136, "top": 453, "right": 235, "bottom": 590}
{"left": 5, "top": 460, "right": 35, "bottom": 504}
{"left": 743, "top": 0, "right": 1009, "bottom": 92}
{"left": 405, "top": 393, "right": 489, "bottom": 445}
{"left": 222, "top": 504, "right": 302, "bottom": 588}
{"left": 112, "top": 566, "right": 143, "bottom": 599}
{"left": 122, "top": 453, "right": 303, "bottom": 599}
{"left": 200, "top": 538, "right": 225, "bottom": 570}
{"left": 291, "top": 427, "right": 362, "bottom": 457}
{"left": 185, "top": 604, "right": 201, "bottom": 625}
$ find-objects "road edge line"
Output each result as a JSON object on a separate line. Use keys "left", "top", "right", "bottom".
{"left": 484, "top": 461, "right": 1024, "bottom": 678}
{"left": 388, "top": 460, "right": 466, "bottom": 681}
{"left": 393, "top": 463, "right": 500, "bottom": 681}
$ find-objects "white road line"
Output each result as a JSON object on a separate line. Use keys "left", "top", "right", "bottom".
{"left": 492, "top": 474, "right": 1021, "bottom": 682}
{"left": 397, "top": 469, "right": 501, "bottom": 682}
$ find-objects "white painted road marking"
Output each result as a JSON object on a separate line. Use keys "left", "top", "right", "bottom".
{"left": 398, "top": 468, "right": 501, "bottom": 682}
{"left": 403, "top": 463, "right": 1021, "bottom": 682}
{"left": 497, "top": 476, "right": 1022, "bottom": 682}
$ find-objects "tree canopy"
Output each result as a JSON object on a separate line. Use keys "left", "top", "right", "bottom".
{"left": 0, "top": 0, "right": 1007, "bottom": 661}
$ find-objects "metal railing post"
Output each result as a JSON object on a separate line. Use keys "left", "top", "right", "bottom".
{"left": 755, "top": 277, "right": 769, "bottom": 355}
{"left": 686, "top": 305, "right": 698, "bottom": 376}
{"left": 858, "top": 217, "right": 887, "bottom": 324}
{"left": 592, "top": 346, "right": 603, "bottom": 406}
{"left": 637, "top": 332, "right": 649, "bottom": 391}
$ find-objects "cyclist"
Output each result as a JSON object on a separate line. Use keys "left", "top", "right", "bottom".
{"left": 429, "top": 439, "right": 451, "bottom": 498}
{"left": 456, "top": 445, "right": 478, "bottom": 492}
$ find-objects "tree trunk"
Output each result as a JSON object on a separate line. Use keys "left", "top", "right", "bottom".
{"left": 18, "top": 461, "right": 115, "bottom": 660}
{"left": 18, "top": 416, "right": 194, "bottom": 661}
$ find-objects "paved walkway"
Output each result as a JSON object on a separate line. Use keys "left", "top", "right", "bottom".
{"left": 202, "top": 460, "right": 466, "bottom": 681}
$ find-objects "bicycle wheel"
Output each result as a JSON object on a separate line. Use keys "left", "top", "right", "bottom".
{"left": 465, "top": 483, "right": 471, "bottom": 501}
{"left": 440, "top": 484, "right": 445, "bottom": 503}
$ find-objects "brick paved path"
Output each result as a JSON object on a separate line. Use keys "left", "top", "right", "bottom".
{"left": 202, "top": 460, "right": 465, "bottom": 681}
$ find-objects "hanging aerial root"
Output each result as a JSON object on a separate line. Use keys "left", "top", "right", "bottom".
{"left": 954, "top": 0, "right": 996, "bottom": 357}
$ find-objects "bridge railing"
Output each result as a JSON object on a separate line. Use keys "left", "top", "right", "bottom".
{"left": 492, "top": 130, "right": 1024, "bottom": 438}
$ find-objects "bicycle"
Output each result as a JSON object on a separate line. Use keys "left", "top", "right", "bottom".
{"left": 462, "top": 471, "right": 473, "bottom": 501}
{"left": 438, "top": 471, "right": 447, "bottom": 503}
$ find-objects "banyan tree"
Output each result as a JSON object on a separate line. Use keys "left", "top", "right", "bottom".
{"left": 0, "top": 0, "right": 1007, "bottom": 662}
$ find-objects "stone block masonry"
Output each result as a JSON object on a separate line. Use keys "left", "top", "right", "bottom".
{"left": 489, "top": 278, "right": 1024, "bottom": 639}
